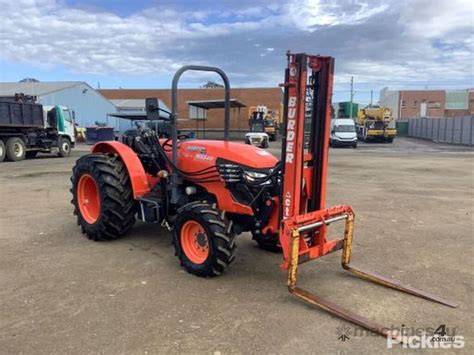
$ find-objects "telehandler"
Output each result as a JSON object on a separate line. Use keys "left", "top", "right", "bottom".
{"left": 71, "top": 52, "right": 456, "bottom": 340}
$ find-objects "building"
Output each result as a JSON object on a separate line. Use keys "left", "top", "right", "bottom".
{"left": 0, "top": 81, "right": 117, "bottom": 129}
{"left": 99, "top": 87, "right": 282, "bottom": 135}
{"left": 380, "top": 88, "right": 474, "bottom": 119}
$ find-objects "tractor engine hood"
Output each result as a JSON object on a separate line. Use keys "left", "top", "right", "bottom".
{"left": 178, "top": 140, "right": 278, "bottom": 170}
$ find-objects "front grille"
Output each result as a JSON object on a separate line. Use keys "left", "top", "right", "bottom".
{"left": 217, "top": 163, "right": 242, "bottom": 183}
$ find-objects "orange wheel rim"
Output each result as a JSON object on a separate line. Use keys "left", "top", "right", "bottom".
{"left": 180, "top": 220, "right": 209, "bottom": 264}
{"left": 77, "top": 174, "right": 100, "bottom": 224}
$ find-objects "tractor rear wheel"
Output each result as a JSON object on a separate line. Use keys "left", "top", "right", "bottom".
{"left": 173, "top": 202, "right": 236, "bottom": 277}
{"left": 71, "top": 153, "right": 137, "bottom": 241}
{"left": 252, "top": 231, "right": 282, "bottom": 252}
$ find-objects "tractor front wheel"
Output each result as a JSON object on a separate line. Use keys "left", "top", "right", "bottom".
{"left": 173, "top": 202, "right": 236, "bottom": 277}
{"left": 252, "top": 231, "right": 282, "bottom": 252}
{"left": 71, "top": 153, "right": 137, "bottom": 241}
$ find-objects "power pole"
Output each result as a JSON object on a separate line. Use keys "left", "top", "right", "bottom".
{"left": 370, "top": 90, "right": 373, "bottom": 106}
{"left": 349, "top": 76, "right": 354, "bottom": 119}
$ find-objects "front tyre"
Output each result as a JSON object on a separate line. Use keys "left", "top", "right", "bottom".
{"left": 71, "top": 153, "right": 137, "bottom": 241}
{"left": 58, "top": 137, "right": 71, "bottom": 157}
{"left": 252, "top": 231, "right": 281, "bottom": 252}
{"left": 173, "top": 202, "right": 236, "bottom": 277}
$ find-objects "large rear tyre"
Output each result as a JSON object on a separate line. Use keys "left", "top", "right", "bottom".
{"left": 0, "top": 140, "right": 5, "bottom": 162}
{"left": 5, "top": 137, "right": 26, "bottom": 161}
{"left": 71, "top": 153, "right": 137, "bottom": 241}
{"left": 173, "top": 202, "right": 236, "bottom": 277}
{"left": 252, "top": 231, "right": 282, "bottom": 252}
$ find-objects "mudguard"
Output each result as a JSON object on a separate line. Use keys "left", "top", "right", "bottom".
{"left": 92, "top": 141, "right": 150, "bottom": 198}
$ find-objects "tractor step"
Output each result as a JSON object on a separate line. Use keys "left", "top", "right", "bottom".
{"left": 137, "top": 195, "right": 162, "bottom": 223}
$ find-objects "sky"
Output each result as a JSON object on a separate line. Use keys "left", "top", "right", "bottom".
{"left": 0, "top": 0, "right": 472, "bottom": 104}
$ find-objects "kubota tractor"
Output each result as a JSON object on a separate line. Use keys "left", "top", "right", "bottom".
{"left": 71, "top": 65, "right": 281, "bottom": 277}
{"left": 71, "top": 54, "right": 456, "bottom": 341}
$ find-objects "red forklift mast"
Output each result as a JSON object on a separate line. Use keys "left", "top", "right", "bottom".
{"left": 278, "top": 52, "right": 457, "bottom": 341}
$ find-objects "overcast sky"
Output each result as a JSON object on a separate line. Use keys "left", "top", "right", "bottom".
{"left": 0, "top": 0, "right": 472, "bottom": 103}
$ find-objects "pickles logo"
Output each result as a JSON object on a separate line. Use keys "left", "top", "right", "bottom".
{"left": 387, "top": 325, "right": 464, "bottom": 349}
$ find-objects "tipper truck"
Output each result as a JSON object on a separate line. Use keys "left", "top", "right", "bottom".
{"left": 356, "top": 105, "right": 396, "bottom": 143}
{"left": 0, "top": 97, "right": 75, "bottom": 162}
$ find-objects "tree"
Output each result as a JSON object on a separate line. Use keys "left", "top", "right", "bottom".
{"left": 19, "top": 78, "right": 40, "bottom": 83}
{"left": 201, "top": 81, "right": 224, "bottom": 89}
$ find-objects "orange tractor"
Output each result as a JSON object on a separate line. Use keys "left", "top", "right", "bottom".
{"left": 71, "top": 53, "right": 456, "bottom": 339}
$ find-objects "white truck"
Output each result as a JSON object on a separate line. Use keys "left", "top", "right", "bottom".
{"left": 0, "top": 98, "right": 75, "bottom": 162}
{"left": 329, "top": 118, "right": 358, "bottom": 148}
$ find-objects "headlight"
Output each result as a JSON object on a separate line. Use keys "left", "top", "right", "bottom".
{"left": 243, "top": 170, "right": 271, "bottom": 184}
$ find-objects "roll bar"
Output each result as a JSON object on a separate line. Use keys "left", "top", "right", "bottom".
{"left": 169, "top": 65, "right": 231, "bottom": 203}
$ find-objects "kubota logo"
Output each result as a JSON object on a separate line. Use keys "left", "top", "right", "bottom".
{"left": 285, "top": 96, "right": 297, "bottom": 164}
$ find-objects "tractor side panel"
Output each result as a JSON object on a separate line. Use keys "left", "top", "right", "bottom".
{"left": 198, "top": 181, "right": 254, "bottom": 215}
{"left": 92, "top": 141, "right": 150, "bottom": 198}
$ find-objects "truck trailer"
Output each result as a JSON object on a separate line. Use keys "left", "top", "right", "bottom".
{"left": 0, "top": 99, "right": 75, "bottom": 162}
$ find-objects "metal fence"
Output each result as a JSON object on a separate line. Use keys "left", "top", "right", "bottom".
{"left": 408, "top": 116, "right": 474, "bottom": 146}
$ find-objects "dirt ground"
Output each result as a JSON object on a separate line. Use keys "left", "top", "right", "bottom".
{"left": 0, "top": 137, "right": 472, "bottom": 354}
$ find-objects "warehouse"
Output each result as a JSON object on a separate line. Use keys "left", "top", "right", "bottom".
{"left": 100, "top": 87, "right": 282, "bottom": 138}
{"left": 0, "top": 81, "right": 117, "bottom": 129}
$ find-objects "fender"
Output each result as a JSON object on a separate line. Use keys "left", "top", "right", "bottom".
{"left": 92, "top": 141, "right": 150, "bottom": 198}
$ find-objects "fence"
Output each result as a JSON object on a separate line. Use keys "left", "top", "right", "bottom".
{"left": 408, "top": 116, "right": 474, "bottom": 146}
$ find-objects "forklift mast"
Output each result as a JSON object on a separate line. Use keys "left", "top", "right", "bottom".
{"left": 280, "top": 53, "right": 333, "bottom": 222}
{"left": 278, "top": 52, "right": 456, "bottom": 342}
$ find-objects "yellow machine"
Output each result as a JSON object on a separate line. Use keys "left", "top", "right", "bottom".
{"left": 248, "top": 105, "right": 278, "bottom": 141}
{"left": 356, "top": 106, "right": 396, "bottom": 142}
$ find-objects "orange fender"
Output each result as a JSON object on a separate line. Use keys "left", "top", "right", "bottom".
{"left": 92, "top": 141, "right": 150, "bottom": 198}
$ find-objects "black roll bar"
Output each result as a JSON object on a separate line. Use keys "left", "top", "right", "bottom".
{"left": 170, "top": 65, "right": 231, "bottom": 203}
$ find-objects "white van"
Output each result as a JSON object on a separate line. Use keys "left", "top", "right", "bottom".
{"left": 329, "top": 119, "right": 357, "bottom": 148}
